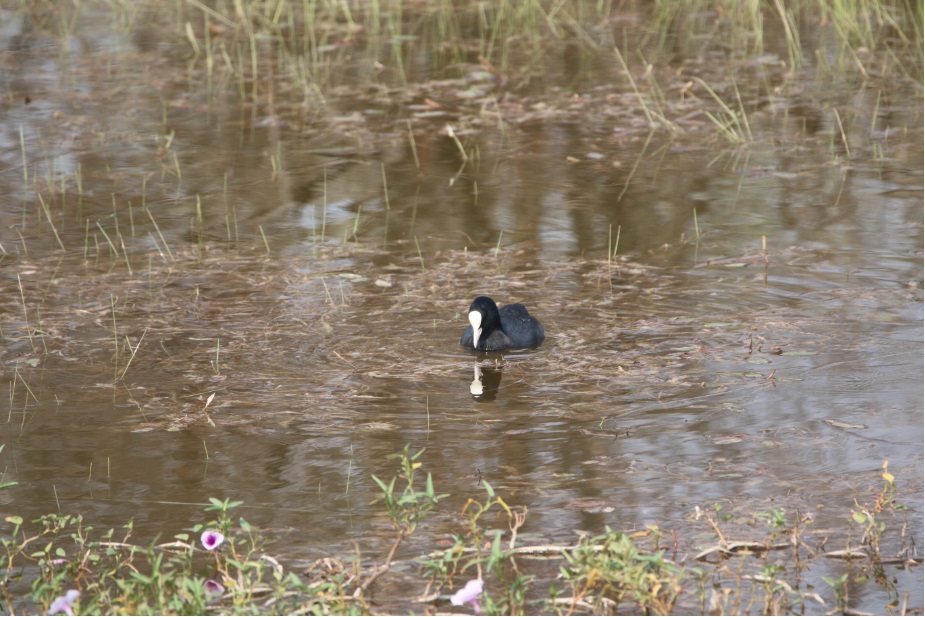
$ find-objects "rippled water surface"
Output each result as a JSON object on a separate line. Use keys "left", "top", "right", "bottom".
{"left": 0, "top": 2, "right": 921, "bottom": 614}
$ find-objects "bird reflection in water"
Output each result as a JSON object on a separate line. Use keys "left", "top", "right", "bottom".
{"left": 470, "top": 363, "right": 503, "bottom": 400}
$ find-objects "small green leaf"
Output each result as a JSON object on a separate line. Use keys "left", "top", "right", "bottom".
{"left": 371, "top": 475, "right": 389, "bottom": 493}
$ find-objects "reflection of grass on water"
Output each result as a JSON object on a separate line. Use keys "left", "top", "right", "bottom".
{"left": 7, "top": 0, "right": 921, "bottom": 259}
{"left": 6, "top": 0, "right": 919, "bottom": 263}
{"left": 19, "top": 1, "right": 925, "bottom": 109}
{"left": 2, "top": 448, "right": 917, "bottom": 615}
{"left": 164, "top": 0, "right": 923, "bottom": 89}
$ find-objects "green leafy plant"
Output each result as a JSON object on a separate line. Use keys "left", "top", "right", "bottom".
{"left": 822, "top": 572, "right": 850, "bottom": 614}
{"left": 758, "top": 507, "right": 789, "bottom": 530}
{"left": 0, "top": 450, "right": 917, "bottom": 615}
{"left": 558, "top": 527, "right": 682, "bottom": 615}
{"left": 0, "top": 498, "right": 337, "bottom": 615}
{"left": 364, "top": 446, "right": 447, "bottom": 592}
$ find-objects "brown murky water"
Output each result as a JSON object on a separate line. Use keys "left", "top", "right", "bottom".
{"left": 0, "top": 2, "right": 921, "bottom": 614}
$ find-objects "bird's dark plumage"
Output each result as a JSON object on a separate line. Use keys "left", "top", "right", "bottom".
{"left": 460, "top": 296, "right": 545, "bottom": 351}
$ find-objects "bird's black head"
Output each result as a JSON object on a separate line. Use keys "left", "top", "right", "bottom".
{"left": 468, "top": 296, "right": 502, "bottom": 349}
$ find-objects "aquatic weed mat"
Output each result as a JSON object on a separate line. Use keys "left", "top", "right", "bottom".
{"left": 2, "top": 245, "right": 919, "bottom": 429}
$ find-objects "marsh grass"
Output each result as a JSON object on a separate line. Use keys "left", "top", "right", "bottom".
{"left": 163, "top": 0, "right": 921, "bottom": 129}
{"left": 692, "top": 77, "right": 753, "bottom": 144}
{"left": 1, "top": 449, "right": 917, "bottom": 615}
{"left": 1, "top": 0, "right": 920, "bottom": 260}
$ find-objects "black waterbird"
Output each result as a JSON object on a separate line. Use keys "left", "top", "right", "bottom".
{"left": 460, "top": 296, "right": 545, "bottom": 351}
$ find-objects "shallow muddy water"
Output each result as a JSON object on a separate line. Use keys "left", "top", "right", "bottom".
{"left": 0, "top": 2, "right": 922, "bottom": 614}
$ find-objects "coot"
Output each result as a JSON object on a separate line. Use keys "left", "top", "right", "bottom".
{"left": 460, "top": 296, "right": 545, "bottom": 351}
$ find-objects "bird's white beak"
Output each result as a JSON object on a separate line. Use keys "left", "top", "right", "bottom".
{"left": 469, "top": 310, "right": 482, "bottom": 349}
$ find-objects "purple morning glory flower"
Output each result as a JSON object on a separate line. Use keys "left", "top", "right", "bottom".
{"left": 200, "top": 530, "right": 225, "bottom": 551}
{"left": 49, "top": 589, "right": 80, "bottom": 615}
{"left": 204, "top": 578, "right": 225, "bottom": 596}
{"left": 450, "top": 579, "right": 483, "bottom": 614}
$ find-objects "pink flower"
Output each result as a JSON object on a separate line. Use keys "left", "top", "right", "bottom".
{"left": 49, "top": 589, "right": 80, "bottom": 615}
{"left": 204, "top": 578, "right": 225, "bottom": 596}
{"left": 450, "top": 579, "right": 483, "bottom": 614}
{"left": 200, "top": 530, "right": 225, "bottom": 551}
